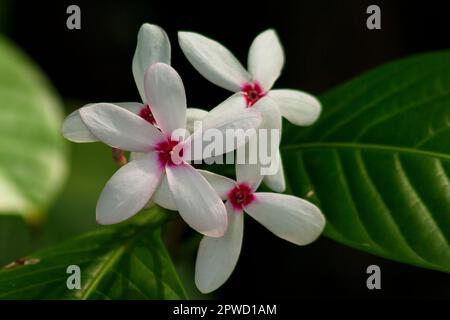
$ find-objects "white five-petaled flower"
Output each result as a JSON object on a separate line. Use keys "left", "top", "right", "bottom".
{"left": 62, "top": 23, "right": 170, "bottom": 143}
{"left": 178, "top": 29, "right": 322, "bottom": 192}
{"left": 60, "top": 22, "right": 325, "bottom": 294}
{"left": 62, "top": 23, "right": 208, "bottom": 144}
{"left": 194, "top": 164, "right": 325, "bottom": 293}
{"left": 70, "top": 62, "right": 262, "bottom": 237}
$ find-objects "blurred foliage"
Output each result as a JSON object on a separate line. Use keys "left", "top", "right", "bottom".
{"left": 43, "top": 141, "right": 117, "bottom": 244}
{"left": 0, "top": 207, "right": 187, "bottom": 299}
{"left": 0, "top": 36, "right": 68, "bottom": 223}
{"left": 0, "top": 215, "right": 31, "bottom": 266}
{"left": 0, "top": 116, "right": 118, "bottom": 265}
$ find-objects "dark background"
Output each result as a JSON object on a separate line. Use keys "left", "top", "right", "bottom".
{"left": 3, "top": 0, "right": 450, "bottom": 298}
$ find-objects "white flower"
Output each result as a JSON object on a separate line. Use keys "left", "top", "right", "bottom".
{"left": 73, "top": 63, "right": 262, "bottom": 237}
{"left": 62, "top": 23, "right": 206, "bottom": 143}
{"left": 194, "top": 164, "right": 325, "bottom": 293}
{"left": 178, "top": 29, "right": 322, "bottom": 192}
{"left": 60, "top": 23, "right": 263, "bottom": 236}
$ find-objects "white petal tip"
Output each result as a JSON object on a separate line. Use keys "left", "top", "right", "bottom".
{"left": 96, "top": 210, "right": 118, "bottom": 225}
{"left": 78, "top": 105, "right": 91, "bottom": 118}
{"left": 178, "top": 31, "right": 250, "bottom": 92}
{"left": 245, "top": 193, "right": 326, "bottom": 246}
{"left": 295, "top": 212, "right": 326, "bottom": 246}
{"left": 96, "top": 217, "right": 112, "bottom": 226}
{"left": 140, "top": 23, "right": 162, "bottom": 32}
{"left": 95, "top": 212, "right": 129, "bottom": 226}
{"left": 301, "top": 101, "right": 322, "bottom": 126}
{"left": 195, "top": 282, "right": 216, "bottom": 294}
{"left": 201, "top": 212, "right": 228, "bottom": 238}
{"left": 61, "top": 109, "right": 99, "bottom": 143}
{"left": 272, "top": 185, "right": 286, "bottom": 193}
{"left": 178, "top": 31, "right": 193, "bottom": 38}
{"left": 268, "top": 89, "right": 322, "bottom": 126}
{"left": 261, "top": 28, "right": 278, "bottom": 38}
{"left": 203, "top": 227, "right": 226, "bottom": 238}
{"left": 264, "top": 177, "right": 286, "bottom": 193}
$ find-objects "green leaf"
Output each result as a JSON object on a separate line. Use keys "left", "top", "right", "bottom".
{"left": 282, "top": 51, "right": 450, "bottom": 273}
{"left": 0, "top": 36, "right": 68, "bottom": 223}
{"left": 0, "top": 207, "right": 188, "bottom": 299}
{"left": 0, "top": 215, "right": 32, "bottom": 266}
{"left": 44, "top": 142, "right": 118, "bottom": 243}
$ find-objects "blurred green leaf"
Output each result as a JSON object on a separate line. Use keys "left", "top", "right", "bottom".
{"left": 44, "top": 142, "right": 117, "bottom": 244}
{"left": 0, "top": 206, "right": 188, "bottom": 299}
{"left": 0, "top": 215, "right": 31, "bottom": 266}
{"left": 282, "top": 51, "right": 450, "bottom": 273}
{"left": 0, "top": 36, "right": 68, "bottom": 223}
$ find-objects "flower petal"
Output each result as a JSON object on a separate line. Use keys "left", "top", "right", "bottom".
{"left": 166, "top": 163, "right": 227, "bottom": 237}
{"left": 152, "top": 174, "right": 177, "bottom": 210}
{"left": 202, "top": 93, "right": 246, "bottom": 127}
{"left": 79, "top": 103, "right": 164, "bottom": 152}
{"left": 62, "top": 108, "right": 98, "bottom": 143}
{"left": 244, "top": 193, "right": 325, "bottom": 245}
{"left": 114, "top": 102, "right": 144, "bottom": 114}
{"left": 203, "top": 95, "right": 262, "bottom": 133}
{"left": 182, "top": 94, "right": 262, "bottom": 161}
{"left": 249, "top": 97, "right": 282, "bottom": 176}
{"left": 186, "top": 107, "right": 208, "bottom": 134}
{"left": 96, "top": 152, "right": 164, "bottom": 225}
{"left": 236, "top": 160, "right": 263, "bottom": 191}
{"left": 198, "top": 170, "right": 236, "bottom": 200}
{"left": 262, "top": 150, "right": 286, "bottom": 192}
{"left": 248, "top": 29, "right": 284, "bottom": 91}
{"left": 132, "top": 23, "right": 171, "bottom": 102}
{"left": 144, "top": 63, "right": 187, "bottom": 136}
{"left": 255, "top": 97, "right": 282, "bottom": 152}
{"left": 253, "top": 96, "right": 282, "bottom": 133}
{"left": 195, "top": 202, "right": 243, "bottom": 293}
{"left": 268, "top": 89, "right": 321, "bottom": 126}
{"left": 62, "top": 102, "right": 144, "bottom": 143}
{"left": 178, "top": 31, "right": 251, "bottom": 92}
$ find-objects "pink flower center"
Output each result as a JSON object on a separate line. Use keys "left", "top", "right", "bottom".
{"left": 241, "top": 82, "right": 265, "bottom": 107}
{"left": 138, "top": 104, "right": 157, "bottom": 125}
{"left": 155, "top": 139, "right": 183, "bottom": 167}
{"left": 228, "top": 183, "right": 255, "bottom": 211}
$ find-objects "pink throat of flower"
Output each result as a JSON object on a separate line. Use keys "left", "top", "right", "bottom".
{"left": 241, "top": 82, "right": 265, "bottom": 107}
{"left": 228, "top": 183, "right": 255, "bottom": 211}
{"left": 156, "top": 139, "right": 183, "bottom": 167}
{"left": 138, "top": 104, "right": 157, "bottom": 125}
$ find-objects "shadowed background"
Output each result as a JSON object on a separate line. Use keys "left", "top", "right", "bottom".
{"left": 2, "top": 0, "right": 450, "bottom": 298}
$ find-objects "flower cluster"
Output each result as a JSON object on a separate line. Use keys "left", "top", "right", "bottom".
{"left": 62, "top": 23, "right": 325, "bottom": 293}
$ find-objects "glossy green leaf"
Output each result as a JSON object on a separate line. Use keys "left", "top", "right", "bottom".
{"left": 0, "top": 36, "right": 67, "bottom": 223}
{"left": 0, "top": 207, "right": 188, "bottom": 299}
{"left": 282, "top": 51, "right": 450, "bottom": 273}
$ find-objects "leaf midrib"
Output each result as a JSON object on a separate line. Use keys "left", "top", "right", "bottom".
{"left": 281, "top": 142, "right": 450, "bottom": 161}
{"left": 77, "top": 220, "right": 167, "bottom": 299}
{"left": 78, "top": 244, "right": 126, "bottom": 300}
{"left": 282, "top": 141, "right": 450, "bottom": 273}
